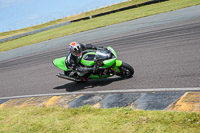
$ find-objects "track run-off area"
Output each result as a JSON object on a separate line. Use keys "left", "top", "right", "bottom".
{"left": 0, "top": 6, "right": 200, "bottom": 98}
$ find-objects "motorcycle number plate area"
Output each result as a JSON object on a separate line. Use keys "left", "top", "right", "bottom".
{"left": 53, "top": 57, "right": 69, "bottom": 71}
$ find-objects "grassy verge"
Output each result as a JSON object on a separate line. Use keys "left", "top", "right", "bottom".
{"left": 0, "top": 106, "right": 199, "bottom": 132}
{"left": 0, "top": 0, "right": 200, "bottom": 52}
{"left": 0, "top": 0, "right": 150, "bottom": 39}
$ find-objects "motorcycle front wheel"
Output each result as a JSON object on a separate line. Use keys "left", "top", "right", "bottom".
{"left": 119, "top": 62, "right": 134, "bottom": 78}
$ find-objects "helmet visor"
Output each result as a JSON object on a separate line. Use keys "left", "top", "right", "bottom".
{"left": 72, "top": 48, "right": 82, "bottom": 56}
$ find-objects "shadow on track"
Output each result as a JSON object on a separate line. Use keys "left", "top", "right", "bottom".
{"left": 53, "top": 77, "right": 123, "bottom": 92}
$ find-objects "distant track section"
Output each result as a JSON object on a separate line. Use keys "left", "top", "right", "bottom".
{"left": 0, "top": 21, "right": 71, "bottom": 43}
{"left": 0, "top": 0, "right": 168, "bottom": 43}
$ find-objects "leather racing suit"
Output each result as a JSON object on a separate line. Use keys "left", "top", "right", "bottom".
{"left": 65, "top": 43, "right": 101, "bottom": 76}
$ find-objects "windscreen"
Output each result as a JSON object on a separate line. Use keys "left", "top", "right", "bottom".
{"left": 95, "top": 49, "right": 111, "bottom": 60}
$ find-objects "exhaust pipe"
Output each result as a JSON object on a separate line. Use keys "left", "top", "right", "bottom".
{"left": 56, "top": 73, "right": 81, "bottom": 82}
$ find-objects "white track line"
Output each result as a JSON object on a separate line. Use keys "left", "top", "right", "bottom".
{"left": 0, "top": 87, "right": 200, "bottom": 100}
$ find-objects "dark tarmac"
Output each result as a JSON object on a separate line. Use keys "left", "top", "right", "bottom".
{"left": 0, "top": 7, "right": 200, "bottom": 98}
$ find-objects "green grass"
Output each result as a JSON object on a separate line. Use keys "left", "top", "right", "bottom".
{"left": 0, "top": 106, "right": 200, "bottom": 132}
{"left": 0, "top": 0, "right": 150, "bottom": 39}
{"left": 0, "top": 0, "right": 200, "bottom": 52}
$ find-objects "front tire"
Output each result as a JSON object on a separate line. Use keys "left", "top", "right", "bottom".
{"left": 119, "top": 62, "right": 134, "bottom": 78}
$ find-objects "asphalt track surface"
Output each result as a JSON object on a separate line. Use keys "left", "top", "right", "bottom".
{"left": 0, "top": 8, "right": 200, "bottom": 98}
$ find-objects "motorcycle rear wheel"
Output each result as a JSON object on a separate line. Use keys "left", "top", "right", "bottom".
{"left": 119, "top": 62, "right": 134, "bottom": 78}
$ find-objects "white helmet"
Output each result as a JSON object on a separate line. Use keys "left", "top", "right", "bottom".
{"left": 69, "top": 42, "right": 82, "bottom": 57}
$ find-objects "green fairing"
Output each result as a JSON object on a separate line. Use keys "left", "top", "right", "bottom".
{"left": 111, "top": 60, "right": 122, "bottom": 73}
{"left": 81, "top": 47, "right": 118, "bottom": 68}
{"left": 99, "top": 46, "right": 117, "bottom": 68}
{"left": 107, "top": 46, "right": 117, "bottom": 58}
{"left": 100, "top": 58, "right": 116, "bottom": 69}
{"left": 115, "top": 60, "right": 122, "bottom": 66}
{"left": 53, "top": 46, "right": 121, "bottom": 77}
{"left": 81, "top": 52, "right": 96, "bottom": 66}
{"left": 81, "top": 60, "right": 95, "bottom": 66}
{"left": 53, "top": 57, "right": 70, "bottom": 71}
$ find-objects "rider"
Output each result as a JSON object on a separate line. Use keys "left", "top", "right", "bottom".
{"left": 65, "top": 42, "right": 102, "bottom": 81}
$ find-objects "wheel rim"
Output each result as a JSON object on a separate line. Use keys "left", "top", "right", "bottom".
{"left": 120, "top": 67, "right": 132, "bottom": 77}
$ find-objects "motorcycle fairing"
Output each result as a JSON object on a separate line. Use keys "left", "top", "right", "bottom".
{"left": 100, "top": 58, "right": 116, "bottom": 69}
{"left": 53, "top": 46, "right": 122, "bottom": 74}
{"left": 107, "top": 46, "right": 117, "bottom": 58}
{"left": 111, "top": 60, "right": 122, "bottom": 73}
{"left": 80, "top": 52, "right": 96, "bottom": 67}
{"left": 53, "top": 57, "right": 70, "bottom": 71}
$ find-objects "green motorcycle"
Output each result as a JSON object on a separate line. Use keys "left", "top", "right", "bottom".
{"left": 53, "top": 46, "right": 134, "bottom": 82}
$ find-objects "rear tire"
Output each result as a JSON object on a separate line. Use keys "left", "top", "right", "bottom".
{"left": 119, "top": 62, "right": 134, "bottom": 78}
